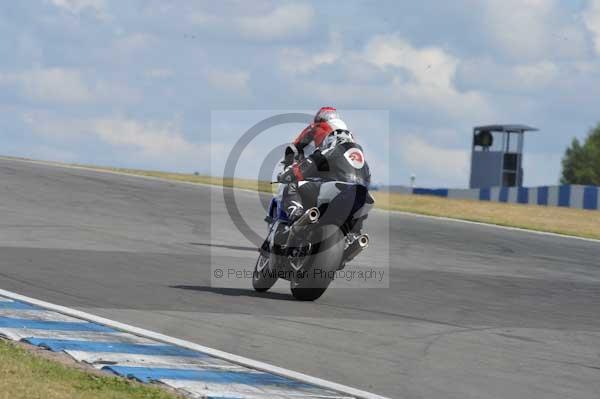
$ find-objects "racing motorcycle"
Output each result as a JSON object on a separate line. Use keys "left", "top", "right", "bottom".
{"left": 253, "top": 179, "right": 374, "bottom": 301}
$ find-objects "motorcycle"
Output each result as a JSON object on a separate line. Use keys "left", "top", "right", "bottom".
{"left": 253, "top": 179, "right": 374, "bottom": 301}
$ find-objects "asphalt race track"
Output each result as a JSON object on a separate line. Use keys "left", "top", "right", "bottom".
{"left": 0, "top": 157, "right": 599, "bottom": 399}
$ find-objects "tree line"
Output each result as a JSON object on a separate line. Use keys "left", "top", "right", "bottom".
{"left": 561, "top": 123, "right": 600, "bottom": 185}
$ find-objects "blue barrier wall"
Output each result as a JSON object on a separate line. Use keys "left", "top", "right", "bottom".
{"left": 405, "top": 185, "right": 600, "bottom": 210}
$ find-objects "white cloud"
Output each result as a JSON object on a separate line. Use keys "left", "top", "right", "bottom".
{"left": 281, "top": 33, "right": 495, "bottom": 123}
{"left": 0, "top": 67, "right": 140, "bottom": 105}
{"left": 189, "top": 10, "right": 221, "bottom": 27}
{"left": 0, "top": 68, "right": 93, "bottom": 104}
{"left": 22, "top": 111, "right": 86, "bottom": 139}
{"left": 457, "top": 59, "right": 560, "bottom": 92}
{"left": 512, "top": 61, "right": 560, "bottom": 86}
{"left": 23, "top": 113, "right": 221, "bottom": 169}
{"left": 190, "top": 3, "right": 315, "bottom": 41}
{"left": 292, "top": 79, "right": 493, "bottom": 129}
{"left": 206, "top": 69, "right": 250, "bottom": 93}
{"left": 113, "top": 33, "right": 155, "bottom": 54}
{"left": 584, "top": 0, "right": 600, "bottom": 55}
{"left": 364, "top": 34, "right": 459, "bottom": 90}
{"left": 397, "top": 135, "right": 469, "bottom": 187}
{"left": 279, "top": 48, "right": 339, "bottom": 74}
{"left": 481, "top": 0, "right": 587, "bottom": 60}
{"left": 91, "top": 118, "right": 195, "bottom": 158}
{"left": 145, "top": 68, "right": 173, "bottom": 79}
{"left": 47, "top": 0, "right": 108, "bottom": 19}
{"left": 483, "top": 0, "right": 553, "bottom": 58}
{"left": 94, "top": 118, "right": 228, "bottom": 171}
{"left": 279, "top": 33, "right": 342, "bottom": 74}
{"left": 237, "top": 3, "right": 314, "bottom": 40}
{"left": 364, "top": 35, "right": 498, "bottom": 121}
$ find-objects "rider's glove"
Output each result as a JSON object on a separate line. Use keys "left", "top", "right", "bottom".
{"left": 281, "top": 144, "right": 302, "bottom": 168}
{"left": 277, "top": 167, "right": 296, "bottom": 184}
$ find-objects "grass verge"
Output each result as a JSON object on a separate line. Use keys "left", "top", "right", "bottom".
{"left": 9, "top": 158, "right": 600, "bottom": 241}
{"left": 82, "top": 165, "right": 600, "bottom": 240}
{"left": 0, "top": 339, "right": 179, "bottom": 399}
{"left": 373, "top": 191, "right": 600, "bottom": 240}
{"left": 77, "top": 166, "right": 276, "bottom": 193}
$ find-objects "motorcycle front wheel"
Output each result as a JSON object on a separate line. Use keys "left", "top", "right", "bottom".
{"left": 252, "top": 252, "right": 278, "bottom": 292}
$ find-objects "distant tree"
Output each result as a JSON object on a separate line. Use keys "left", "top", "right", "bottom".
{"left": 561, "top": 123, "right": 600, "bottom": 185}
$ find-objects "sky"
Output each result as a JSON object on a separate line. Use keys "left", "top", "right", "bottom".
{"left": 1, "top": 0, "right": 600, "bottom": 187}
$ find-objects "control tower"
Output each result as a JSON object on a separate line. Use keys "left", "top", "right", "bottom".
{"left": 469, "top": 124, "right": 538, "bottom": 189}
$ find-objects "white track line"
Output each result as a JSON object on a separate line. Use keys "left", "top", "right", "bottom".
{"left": 0, "top": 288, "right": 390, "bottom": 399}
{"left": 1, "top": 155, "right": 597, "bottom": 244}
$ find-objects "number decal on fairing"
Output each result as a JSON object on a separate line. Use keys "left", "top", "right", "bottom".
{"left": 344, "top": 148, "right": 365, "bottom": 169}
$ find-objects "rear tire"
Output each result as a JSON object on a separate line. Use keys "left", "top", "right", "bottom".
{"left": 290, "top": 225, "right": 344, "bottom": 301}
{"left": 291, "top": 287, "right": 328, "bottom": 301}
{"left": 252, "top": 253, "right": 277, "bottom": 292}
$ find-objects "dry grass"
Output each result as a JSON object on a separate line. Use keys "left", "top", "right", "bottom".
{"left": 41, "top": 162, "right": 600, "bottom": 240}
{"left": 0, "top": 339, "right": 179, "bottom": 399}
{"left": 373, "top": 191, "right": 600, "bottom": 239}
{"left": 83, "top": 166, "right": 275, "bottom": 193}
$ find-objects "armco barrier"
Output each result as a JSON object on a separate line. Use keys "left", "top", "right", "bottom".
{"left": 390, "top": 185, "right": 600, "bottom": 210}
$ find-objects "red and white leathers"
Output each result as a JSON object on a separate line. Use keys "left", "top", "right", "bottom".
{"left": 279, "top": 108, "right": 365, "bottom": 222}
{"left": 282, "top": 107, "right": 348, "bottom": 168}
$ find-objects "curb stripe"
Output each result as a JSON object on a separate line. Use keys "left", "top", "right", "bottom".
{"left": 0, "top": 317, "right": 114, "bottom": 332}
{"left": 162, "top": 380, "right": 355, "bottom": 399}
{"left": 23, "top": 338, "right": 204, "bottom": 357}
{"left": 0, "top": 309, "right": 87, "bottom": 322}
{"left": 0, "top": 289, "right": 389, "bottom": 399}
{"left": 0, "top": 329, "right": 156, "bottom": 344}
{"left": 0, "top": 301, "right": 37, "bottom": 310}
{"left": 65, "top": 351, "right": 235, "bottom": 368}
{"left": 104, "top": 366, "right": 313, "bottom": 387}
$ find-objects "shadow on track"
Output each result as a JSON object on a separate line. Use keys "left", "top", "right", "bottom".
{"left": 188, "top": 242, "right": 257, "bottom": 252}
{"left": 170, "top": 285, "right": 295, "bottom": 301}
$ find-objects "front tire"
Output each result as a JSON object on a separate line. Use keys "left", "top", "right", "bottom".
{"left": 252, "top": 252, "right": 277, "bottom": 292}
{"left": 290, "top": 225, "right": 344, "bottom": 301}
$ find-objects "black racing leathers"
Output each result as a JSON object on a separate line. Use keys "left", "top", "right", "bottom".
{"left": 280, "top": 142, "right": 370, "bottom": 221}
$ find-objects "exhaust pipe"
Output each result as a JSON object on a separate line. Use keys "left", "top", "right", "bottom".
{"left": 344, "top": 234, "right": 369, "bottom": 262}
{"left": 290, "top": 207, "right": 320, "bottom": 234}
{"left": 285, "top": 208, "right": 320, "bottom": 251}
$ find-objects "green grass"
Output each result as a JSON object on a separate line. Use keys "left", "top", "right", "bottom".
{"left": 0, "top": 340, "right": 180, "bottom": 399}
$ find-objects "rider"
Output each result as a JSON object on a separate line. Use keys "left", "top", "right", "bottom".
{"left": 281, "top": 107, "right": 347, "bottom": 170}
{"left": 277, "top": 107, "right": 371, "bottom": 229}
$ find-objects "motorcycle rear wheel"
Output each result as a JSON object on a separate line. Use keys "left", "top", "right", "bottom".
{"left": 290, "top": 225, "right": 344, "bottom": 301}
